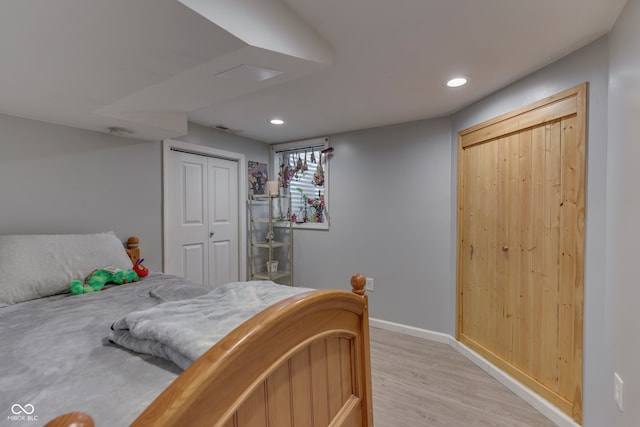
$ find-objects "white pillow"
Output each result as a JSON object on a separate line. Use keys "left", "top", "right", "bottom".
{"left": 0, "top": 231, "right": 133, "bottom": 305}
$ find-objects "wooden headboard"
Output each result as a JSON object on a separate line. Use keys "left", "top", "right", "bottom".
{"left": 125, "top": 236, "right": 141, "bottom": 265}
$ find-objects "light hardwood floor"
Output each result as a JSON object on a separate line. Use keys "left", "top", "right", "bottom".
{"left": 370, "top": 327, "right": 556, "bottom": 426}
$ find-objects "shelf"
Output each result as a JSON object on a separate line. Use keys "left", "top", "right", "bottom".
{"left": 251, "top": 218, "right": 290, "bottom": 224}
{"left": 252, "top": 241, "right": 290, "bottom": 249}
{"left": 249, "top": 192, "right": 293, "bottom": 286}
{"left": 252, "top": 270, "right": 292, "bottom": 281}
{"left": 250, "top": 194, "right": 289, "bottom": 200}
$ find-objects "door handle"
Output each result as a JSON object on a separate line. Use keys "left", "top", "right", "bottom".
{"left": 209, "top": 231, "right": 215, "bottom": 238}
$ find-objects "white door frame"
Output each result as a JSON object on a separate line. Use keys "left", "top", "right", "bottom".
{"left": 162, "top": 139, "right": 247, "bottom": 281}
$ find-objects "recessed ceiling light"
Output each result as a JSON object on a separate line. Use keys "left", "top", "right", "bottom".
{"left": 270, "top": 119, "right": 285, "bottom": 125}
{"left": 446, "top": 77, "right": 469, "bottom": 88}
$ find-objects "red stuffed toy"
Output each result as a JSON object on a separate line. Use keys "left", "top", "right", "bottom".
{"left": 133, "top": 258, "right": 149, "bottom": 278}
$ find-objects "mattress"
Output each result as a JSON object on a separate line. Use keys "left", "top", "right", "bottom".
{"left": 0, "top": 273, "right": 301, "bottom": 426}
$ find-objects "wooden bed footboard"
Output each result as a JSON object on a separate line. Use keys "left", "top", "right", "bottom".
{"left": 46, "top": 274, "right": 373, "bottom": 427}
{"left": 133, "top": 274, "right": 373, "bottom": 427}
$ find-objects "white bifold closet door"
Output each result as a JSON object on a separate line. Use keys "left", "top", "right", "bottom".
{"left": 166, "top": 150, "right": 239, "bottom": 286}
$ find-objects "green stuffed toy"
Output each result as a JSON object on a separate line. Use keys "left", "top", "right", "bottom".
{"left": 70, "top": 266, "right": 139, "bottom": 295}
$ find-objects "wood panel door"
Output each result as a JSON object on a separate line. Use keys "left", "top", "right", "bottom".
{"left": 456, "top": 84, "right": 586, "bottom": 423}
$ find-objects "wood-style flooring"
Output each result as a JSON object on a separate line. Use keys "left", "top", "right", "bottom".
{"left": 370, "top": 327, "right": 556, "bottom": 426}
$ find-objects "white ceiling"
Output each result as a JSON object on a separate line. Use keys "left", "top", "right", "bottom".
{"left": 0, "top": 0, "right": 627, "bottom": 143}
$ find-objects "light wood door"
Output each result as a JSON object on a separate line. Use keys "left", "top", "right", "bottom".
{"left": 457, "top": 84, "right": 586, "bottom": 423}
{"left": 166, "top": 150, "right": 239, "bottom": 286}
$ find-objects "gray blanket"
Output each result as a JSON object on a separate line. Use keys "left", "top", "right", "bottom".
{"left": 109, "top": 281, "right": 310, "bottom": 370}
{"left": 0, "top": 274, "right": 304, "bottom": 426}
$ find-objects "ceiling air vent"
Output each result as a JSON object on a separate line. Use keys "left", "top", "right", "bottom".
{"left": 108, "top": 127, "right": 134, "bottom": 137}
{"left": 213, "top": 124, "right": 242, "bottom": 134}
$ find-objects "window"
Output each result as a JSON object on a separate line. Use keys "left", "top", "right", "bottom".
{"left": 271, "top": 137, "right": 329, "bottom": 230}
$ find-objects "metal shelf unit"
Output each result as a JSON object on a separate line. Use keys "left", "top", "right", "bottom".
{"left": 248, "top": 194, "right": 293, "bottom": 285}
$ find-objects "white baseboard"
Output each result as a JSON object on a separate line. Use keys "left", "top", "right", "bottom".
{"left": 369, "top": 318, "right": 454, "bottom": 345}
{"left": 369, "top": 317, "right": 581, "bottom": 427}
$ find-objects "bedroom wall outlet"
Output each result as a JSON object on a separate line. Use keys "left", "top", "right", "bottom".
{"left": 614, "top": 372, "right": 624, "bottom": 412}
{"left": 366, "top": 277, "right": 374, "bottom": 292}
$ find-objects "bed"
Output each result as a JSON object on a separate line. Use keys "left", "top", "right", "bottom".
{"left": 0, "top": 232, "right": 372, "bottom": 426}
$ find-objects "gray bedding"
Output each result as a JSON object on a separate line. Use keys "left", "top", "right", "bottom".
{"left": 109, "top": 281, "right": 309, "bottom": 370}
{"left": 0, "top": 274, "right": 305, "bottom": 426}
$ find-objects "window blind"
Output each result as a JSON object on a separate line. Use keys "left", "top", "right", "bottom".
{"left": 272, "top": 138, "right": 328, "bottom": 227}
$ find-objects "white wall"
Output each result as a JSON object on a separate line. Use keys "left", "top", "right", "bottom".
{"left": 605, "top": 0, "right": 640, "bottom": 424}
{"left": 292, "top": 118, "right": 454, "bottom": 334}
{"left": 0, "top": 114, "right": 164, "bottom": 269}
{"left": 0, "top": 116, "right": 269, "bottom": 272}
{"left": 179, "top": 121, "right": 270, "bottom": 163}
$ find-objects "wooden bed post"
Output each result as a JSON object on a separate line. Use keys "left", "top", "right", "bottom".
{"left": 350, "top": 273, "right": 366, "bottom": 298}
{"left": 351, "top": 273, "right": 374, "bottom": 426}
{"left": 125, "top": 236, "right": 141, "bottom": 265}
{"left": 44, "top": 412, "right": 94, "bottom": 427}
